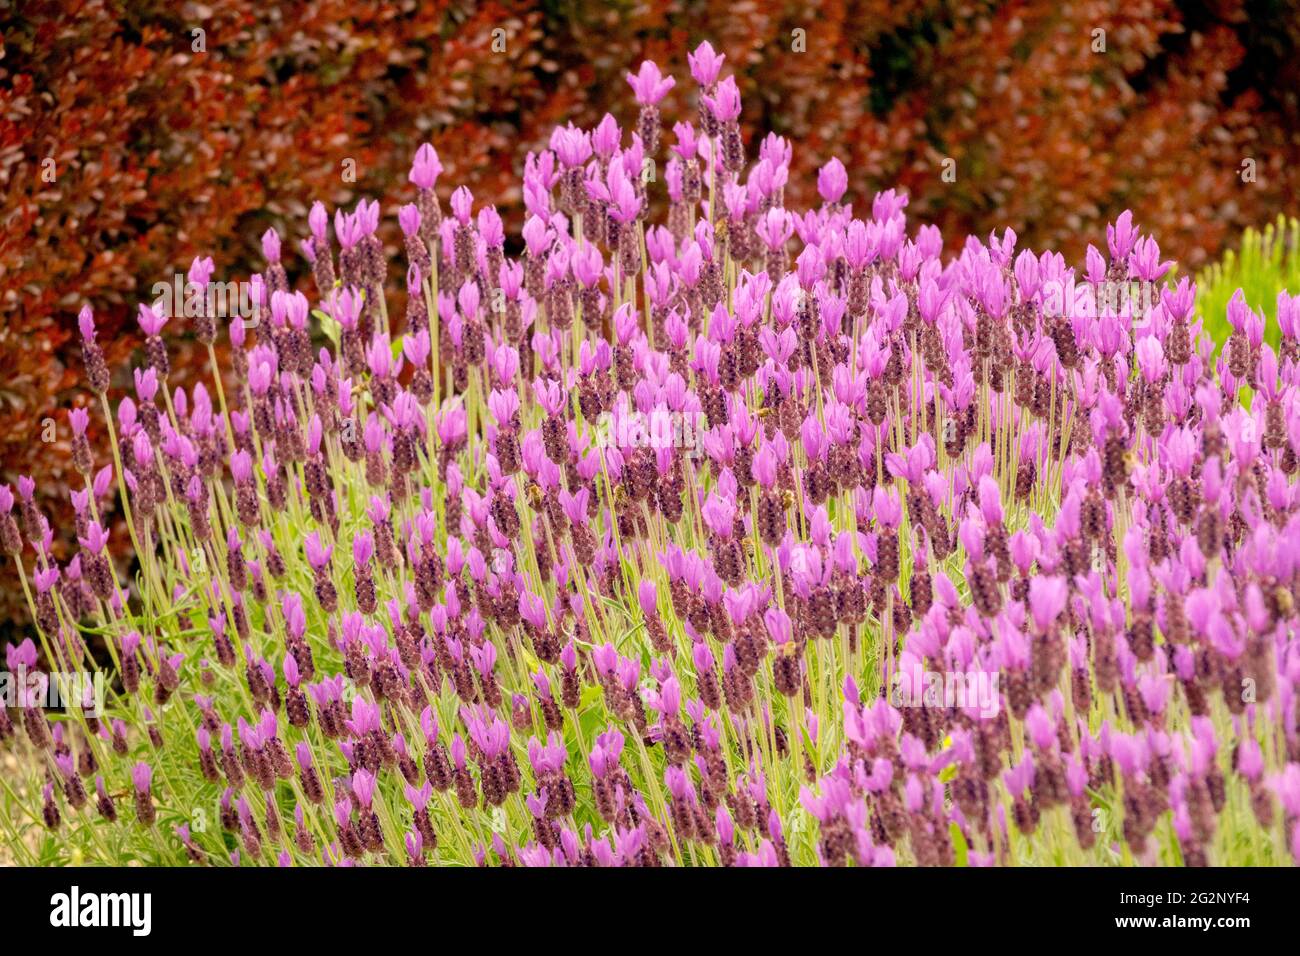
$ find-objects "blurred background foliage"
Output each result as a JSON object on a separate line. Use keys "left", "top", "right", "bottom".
{"left": 0, "top": 0, "right": 1297, "bottom": 625}
{"left": 1197, "top": 215, "right": 1300, "bottom": 347}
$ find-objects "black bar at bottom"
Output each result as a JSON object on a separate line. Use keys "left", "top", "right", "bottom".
{"left": 3, "top": 864, "right": 1287, "bottom": 944}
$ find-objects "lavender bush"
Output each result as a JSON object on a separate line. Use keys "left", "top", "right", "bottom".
{"left": 3, "top": 46, "right": 1300, "bottom": 867}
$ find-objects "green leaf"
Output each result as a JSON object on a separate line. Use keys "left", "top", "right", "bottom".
{"left": 950, "top": 822, "right": 969, "bottom": 867}
{"left": 312, "top": 308, "right": 341, "bottom": 346}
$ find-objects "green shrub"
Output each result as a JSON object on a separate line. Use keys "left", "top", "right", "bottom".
{"left": 1197, "top": 216, "right": 1300, "bottom": 347}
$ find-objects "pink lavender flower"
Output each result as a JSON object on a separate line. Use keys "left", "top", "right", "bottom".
{"left": 627, "top": 61, "right": 675, "bottom": 105}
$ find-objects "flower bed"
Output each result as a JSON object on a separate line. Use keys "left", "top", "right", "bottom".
{"left": 3, "top": 48, "right": 1299, "bottom": 867}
